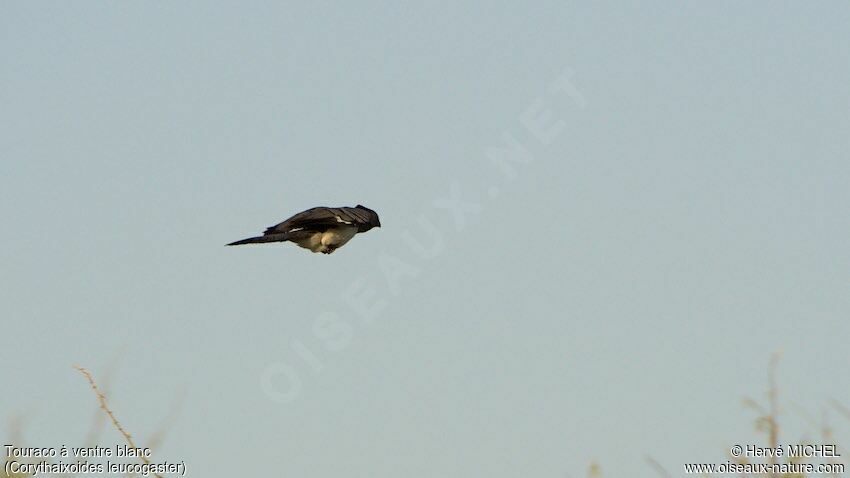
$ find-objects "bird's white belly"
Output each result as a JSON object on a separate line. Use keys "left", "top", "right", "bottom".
{"left": 293, "top": 226, "right": 358, "bottom": 253}
{"left": 321, "top": 227, "right": 357, "bottom": 249}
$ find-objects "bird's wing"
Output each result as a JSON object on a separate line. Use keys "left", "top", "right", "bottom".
{"left": 263, "top": 207, "right": 372, "bottom": 235}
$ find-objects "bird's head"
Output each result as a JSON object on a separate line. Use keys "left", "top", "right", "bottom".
{"left": 355, "top": 204, "right": 381, "bottom": 229}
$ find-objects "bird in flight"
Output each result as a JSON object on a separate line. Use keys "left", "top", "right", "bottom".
{"left": 227, "top": 205, "right": 381, "bottom": 254}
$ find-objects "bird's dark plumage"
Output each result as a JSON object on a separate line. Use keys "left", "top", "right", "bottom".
{"left": 227, "top": 205, "right": 381, "bottom": 253}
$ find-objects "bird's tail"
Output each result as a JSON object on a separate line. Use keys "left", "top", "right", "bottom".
{"left": 226, "top": 233, "right": 290, "bottom": 246}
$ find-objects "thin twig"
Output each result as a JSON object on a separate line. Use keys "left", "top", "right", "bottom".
{"left": 645, "top": 455, "right": 672, "bottom": 478}
{"left": 767, "top": 351, "right": 781, "bottom": 473}
{"left": 74, "top": 365, "right": 163, "bottom": 478}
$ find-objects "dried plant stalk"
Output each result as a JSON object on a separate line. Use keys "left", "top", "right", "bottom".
{"left": 74, "top": 365, "right": 163, "bottom": 478}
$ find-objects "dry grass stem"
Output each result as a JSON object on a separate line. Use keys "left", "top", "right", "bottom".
{"left": 73, "top": 365, "right": 163, "bottom": 478}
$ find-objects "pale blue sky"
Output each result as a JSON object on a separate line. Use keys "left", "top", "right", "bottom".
{"left": 2, "top": 2, "right": 849, "bottom": 476}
